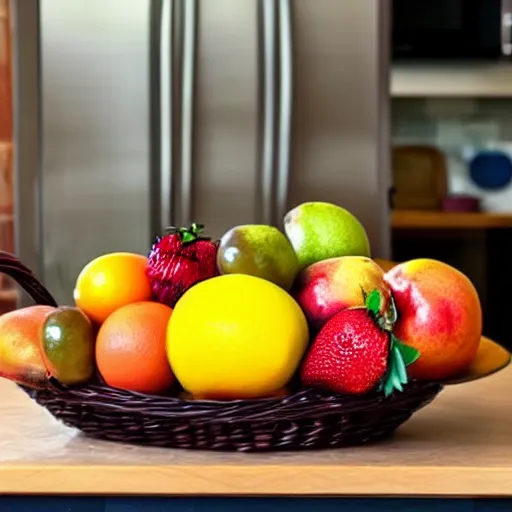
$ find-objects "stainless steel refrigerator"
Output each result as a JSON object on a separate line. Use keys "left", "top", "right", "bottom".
{"left": 11, "top": 0, "right": 392, "bottom": 306}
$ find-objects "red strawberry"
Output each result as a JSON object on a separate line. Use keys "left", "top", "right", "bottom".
{"left": 146, "top": 223, "right": 219, "bottom": 307}
{"left": 301, "top": 290, "right": 420, "bottom": 396}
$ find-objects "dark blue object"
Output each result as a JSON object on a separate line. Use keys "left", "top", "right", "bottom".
{"left": 469, "top": 150, "right": 512, "bottom": 190}
{"left": 0, "top": 497, "right": 510, "bottom": 512}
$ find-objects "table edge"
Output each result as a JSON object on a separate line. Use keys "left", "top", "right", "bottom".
{"left": 1, "top": 464, "right": 512, "bottom": 496}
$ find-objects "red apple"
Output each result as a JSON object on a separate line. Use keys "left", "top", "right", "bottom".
{"left": 385, "top": 258, "right": 482, "bottom": 381}
{"left": 292, "top": 256, "right": 391, "bottom": 331}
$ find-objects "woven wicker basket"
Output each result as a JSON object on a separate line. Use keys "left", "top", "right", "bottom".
{"left": 2, "top": 252, "right": 443, "bottom": 452}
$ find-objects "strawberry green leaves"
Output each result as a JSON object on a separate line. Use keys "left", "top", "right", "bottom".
{"left": 365, "top": 289, "right": 381, "bottom": 316}
{"left": 165, "top": 223, "right": 206, "bottom": 244}
{"left": 365, "top": 288, "right": 421, "bottom": 397}
{"left": 381, "top": 335, "right": 420, "bottom": 397}
{"left": 365, "top": 288, "right": 397, "bottom": 332}
{"left": 394, "top": 336, "right": 421, "bottom": 367}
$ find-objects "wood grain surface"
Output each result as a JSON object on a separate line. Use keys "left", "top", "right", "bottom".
{"left": 1, "top": 366, "right": 512, "bottom": 497}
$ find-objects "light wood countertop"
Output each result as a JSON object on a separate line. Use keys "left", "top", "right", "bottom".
{"left": 1, "top": 368, "right": 512, "bottom": 497}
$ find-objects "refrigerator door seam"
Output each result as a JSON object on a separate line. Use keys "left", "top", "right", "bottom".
{"left": 258, "top": 0, "right": 278, "bottom": 227}
{"left": 149, "top": 0, "right": 164, "bottom": 242}
{"left": 179, "top": 0, "right": 197, "bottom": 228}
{"left": 161, "top": 0, "right": 176, "bottom": 231}
{"left": 275, "top": 0, "right": 293, "bottom": 227}
{"left": 171, "top": 0, "right": 184, "bottom": 229}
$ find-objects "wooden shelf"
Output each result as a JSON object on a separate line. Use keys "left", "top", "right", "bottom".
{"left": 392, "top": 210, "right": 512, "bottom": 230}
{"left": 391, "top": 62, "right": 512, "bottom": 98}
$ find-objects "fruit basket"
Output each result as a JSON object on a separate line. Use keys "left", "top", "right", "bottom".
{"left": 0, "top": 203, "right": 510, "bottom": 453}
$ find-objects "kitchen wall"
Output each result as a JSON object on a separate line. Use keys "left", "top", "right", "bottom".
{"left": 392, "top": 96, "right": 512, "bottom": 345}
{"left": 0, "top": 0, "right": 17, "bottom": 312}
{"left": 392, "top": 98, "right": 512, "bottom": 212}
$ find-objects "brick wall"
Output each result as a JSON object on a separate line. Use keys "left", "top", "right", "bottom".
{"left": 0, "top": 0, "right": 18, "bottom": 313}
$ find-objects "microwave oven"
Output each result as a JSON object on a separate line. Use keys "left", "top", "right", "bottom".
{"left": 392, "top": 0, "right": 512, "bottom": 59}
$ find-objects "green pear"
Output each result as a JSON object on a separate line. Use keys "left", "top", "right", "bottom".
{"left": 284, "top": 201, "right": 371, "bottom": 270}
{"left": 41, "top": 306, "right": 96, "bottom": 386}
{"left": 217, "top": 224, "right": 300, "bottom": 291}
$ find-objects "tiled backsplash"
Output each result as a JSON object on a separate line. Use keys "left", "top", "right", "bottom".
{"left": 392, "top": 98, "right": 512, "bottom": 212}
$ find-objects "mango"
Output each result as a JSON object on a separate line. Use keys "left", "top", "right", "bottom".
{"left": 293, "top": 256, "right": 391, "bottom": 331}
{"left": 0, "top": 305, "right": 55, "bottom": 389}
{"left": 41, "top": 306, "right": 96, "bottom": 386}
{"left": 385, "top": 259, "right": 482, "bottom": 381}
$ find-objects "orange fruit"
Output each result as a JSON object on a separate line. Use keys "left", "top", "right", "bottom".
{"left": 73, "top": 252, "right": 152, "bottom": 325}
{"left": 0, "top": 305, "right": 55, "bottom": 388}
{"left": 95, "top": 301, "right": 174, "bottom": 394}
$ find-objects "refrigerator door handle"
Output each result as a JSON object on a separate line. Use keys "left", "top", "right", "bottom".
{"left": 178, "top": 0, "right": 197, "bottom": 228}
{"left": 275, "top": 0, "right": 293, "bottom": 226}
{"left": 149, "top": 0, "right": 164, "bottom": 240}
{"left": 259, "top": 0, "right": 278, "bottom": 226}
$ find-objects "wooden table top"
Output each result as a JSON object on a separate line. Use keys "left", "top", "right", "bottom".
{"left": 1, "top": 367, "right": 512, "bottom": 497}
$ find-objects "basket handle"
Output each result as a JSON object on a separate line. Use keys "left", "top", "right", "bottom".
{"left": 0, "top": 251, "right": 58, "bottom": 307}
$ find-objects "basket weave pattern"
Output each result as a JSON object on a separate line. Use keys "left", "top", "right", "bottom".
{"left": 3, "top": 252, "right": 443, "bottom": 452}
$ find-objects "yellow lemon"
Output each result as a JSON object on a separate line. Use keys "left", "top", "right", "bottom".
{"left": 167, "top": 273, "right": 309, "bottom": 400}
